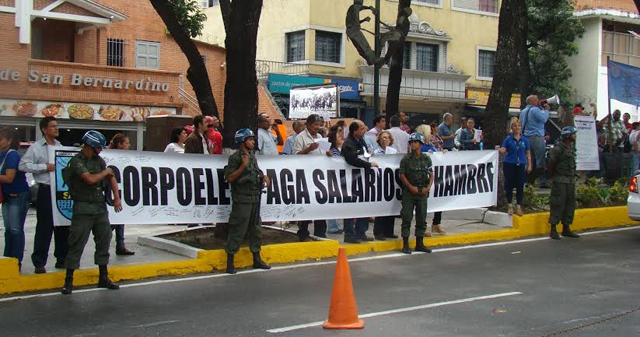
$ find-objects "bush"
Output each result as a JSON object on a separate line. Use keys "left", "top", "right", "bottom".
{"left": 522, "top": 184, "right": 549, "bottom": 210}
{"left": 576, "top": 177, "right": 628, "bottom": 208}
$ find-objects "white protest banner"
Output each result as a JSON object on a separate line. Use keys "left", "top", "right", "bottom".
{"left": 50, "top": 148, "right": 498, "bottom": 226}
{"left": 574, "top": 115, "right": 600, "bottom": 171}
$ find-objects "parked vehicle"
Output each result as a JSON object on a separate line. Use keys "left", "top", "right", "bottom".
{"left": 627, "top": 174, "right": 640, "bottom": 220}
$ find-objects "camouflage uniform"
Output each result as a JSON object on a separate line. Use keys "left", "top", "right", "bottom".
{"left": 399, "top": 152, "right": 433, "bottom": 238}
{"left": 548, "top": 142, "right": 577, "bottom": 226}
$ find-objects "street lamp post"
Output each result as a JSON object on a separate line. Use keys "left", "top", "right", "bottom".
{"left": 373, "top": 0, "right": 381, "bottom": 118}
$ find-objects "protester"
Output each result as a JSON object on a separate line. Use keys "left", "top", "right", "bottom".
{"left": 438, "top": 113, "right": 455, "bottom": 150}
{"left": 498, "top": 118, "right": 532, "bottom": 216}
{"left": 454, "top": 117, "right": 467, "bottom": 149}
{"left": 0, "top": 128, "right": 30, "bottom": 270}
{"left": 257, "top": 114, "right": 279, "bottom": 155}
{"left": 373, "top": 130, "right": 397, "bottom": 240}
{"left": 367, "top": 116, "right": 386, "bottom": 137}
{"left": 223, "top": 128, "right": 271, "bottom": 274}
{"left": 416, "top": 125, "right": 436, "bottom": 154}
{"left": 272, "top": 118, "right": 286, "bottom": 153}
{"left": 547, "top": 126, "right": 580, "bottom": 240}
{"left": 520, "top": 95, "right": 550, "bottom": 187}
{"left": 281, "top": 120, "right": 305, "bottom": 155}
{"left": 387, "top": 115, "right": 409, "bottom": 154}
{"left": 599, "top": 109, "right": 628, "bottom": 153}
{"left": 164, "top": 127, "right": 187, "bottom": 154}
{"left": 293, "top": 114, "right": 327, "bottom": 240}
{"left": 107, "top": 134, "right": 135, "bottom": 256}
{"left": 418, "top": 124, "right": 447, "bottom": 234}
{"left": 19, "top": 116, "right": 68, "bottom": 274}
{"left": 61, "top": 131, "right": 123, "bottom": 294}
{"left": 363, "top": 125, "right": 379, "bottom": 152}
{"left": 205, "top": 116, "right": 223, "bottom": 154}
{"left": 399, "top": 112, "right": 411, "bottom": 134}
{"left": 623, "top": 112, "right": 632, "bottom": 132}
{"left": 430, "top": 122, "right": 444, "bottom": 151}
{"left": 459, "top": 118, "right": 481, "bottom": 150}
{"left": 399, "top": 132, "right": 433, "bottom": 254}
{"left": 184, "top": 115, "right": 213, "bottom": 154}
{"left": 342, "top": 120, "right": 379, "bottom": 243}
{"left": 325, "top": 126, "right": 345, "bottom": 235}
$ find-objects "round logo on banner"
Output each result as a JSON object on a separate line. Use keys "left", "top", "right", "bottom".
{"left": 55, "top": 152, "right": 76, "bottom": 221}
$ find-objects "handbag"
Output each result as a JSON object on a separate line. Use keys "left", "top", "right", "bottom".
{"left": 0, "top": 149, "right": 15, "bottom": 204}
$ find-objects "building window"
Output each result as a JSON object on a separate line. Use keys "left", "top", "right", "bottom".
{"left": 416, "top": 43, "right": 438, "bottom": 72}
{"left": 403, "top": 42, "right": 411, "bottom": 69}
{"left": 107, "top": 38, "right": 125, "bottom": 67}
{"left": 315, "top": 31, "right": 342, "bottom": 63}
{"left": 478, "top": 49, "right": 495, "bottom": 78}
{"left": 416, "top": 0, "right": 440, "bottom": 5}
{"left": 286, "top": 31, "right": 305, "bottom": 62}
{"left": 453, "top": 0, "right": 498, "bottom": 14}
{"left": 135, "top": 40, "right": 160, "bottom": 69}
{"left": 199, "top": 0, "right": 219, "bottom": 8}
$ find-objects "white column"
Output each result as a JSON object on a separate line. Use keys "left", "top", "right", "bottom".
{"left": 18, "top": 0, "right": 32, "bottom": 44}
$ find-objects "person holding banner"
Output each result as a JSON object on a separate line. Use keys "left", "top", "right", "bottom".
{"left": 325, "top": 126, "right": 345, "bottom": 235}
{"left": 164, "top": 127, "right": 188, "bottom": 154}
{"left": 257, "top": 114, "right": 279, "bottom": 156}
{"left": 547, "top": 126, "right": 580, "bottom": 240}
{"left": 223, "top": 128, "right": 271, "bottom": 274}
{"left": 184, "top": 115, "right": 213, "bottom": 155}
{"left": 459, "top": 118, "right": 482, "bottom": 151}
{"left": 107, "top": 134, "right": 135, "bottom": 256}
{"left": 373, "top": 131, "right": 398, "bottom": 241}
{"left": 61, "top": 131, "right": 123, "bottom": 295}
{"left": 399, "top": 132, "right": 433, "bottom": 254}
{"left": 498, "top": 118, "right": 532, "bottom": 216}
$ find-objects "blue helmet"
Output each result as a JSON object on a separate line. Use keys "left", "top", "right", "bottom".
{"left": 234, "top": 128, "right": 255, "bottom": 144}
{"left": 561, "top": 126, "right": 577, "bottom": 138}
{"left": 409, "top": 132, "right": 426, "bottom": 144}
{"left": 82, "top": 130, "right": 107, "bottom": 148}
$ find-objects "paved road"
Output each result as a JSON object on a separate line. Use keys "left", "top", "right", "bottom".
{"left": 1, "top": 227, "right": 639, "bottom": 337}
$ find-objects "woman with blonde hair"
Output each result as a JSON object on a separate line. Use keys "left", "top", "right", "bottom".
{"left": 498, "top": 117, "right": 532, "bottom": 216}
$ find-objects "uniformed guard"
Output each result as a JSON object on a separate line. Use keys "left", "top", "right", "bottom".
{"left": 399, "top": 132, "right": 435, "bottom": 254}
{"left": 547, "top": 126, "right": 580, "bottom": 240}
{"left": 61, "top": 131, "right": 123, "bottom": 295}
{"left": 223, "top": 128, "right": 271, "bottom": 274}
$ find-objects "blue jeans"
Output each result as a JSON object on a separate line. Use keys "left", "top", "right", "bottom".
{"left": 344, "top": 218, "right": 369, "bottom": 240}
{"left": 528, "top": 136, "right": 547, "bottom": 186}
{"left": 2, "top": 191, "right": 30, "bottom": 263}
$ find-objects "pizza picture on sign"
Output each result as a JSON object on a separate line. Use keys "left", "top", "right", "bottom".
{"left": 68, "top": 104, "right": 95, "bottom": 119}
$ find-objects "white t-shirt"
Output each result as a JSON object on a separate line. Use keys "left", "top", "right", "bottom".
{"left": 164, "top": 143, "right": 185, "bottom": 154}
{"left": 387, "top": 127, "right": 410, "bottom": 154}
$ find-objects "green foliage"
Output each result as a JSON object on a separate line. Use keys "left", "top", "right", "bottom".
{"left": 576, "top": 177, "right": 628, "bottom": 207}
{"left": 526, "top": 0, "right": 585, "bottom": 103}
{"left": 168, "top": 0, "right": 207, "bottom": 38}
{"left": 522, "top": 184, "right": 549, "bottom": 210}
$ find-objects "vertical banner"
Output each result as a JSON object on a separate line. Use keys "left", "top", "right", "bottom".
{"left": 574, "top": 115, "right": 600, "bottom": 171}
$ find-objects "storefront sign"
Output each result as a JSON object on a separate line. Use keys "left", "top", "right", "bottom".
{"left": 466, "top": 88, "right": 521, "bottom": 109}
{"left": 0, "top": 98, "right": 175, "bottom": 122}
{"left": 50, "top": 148, "right": 498, "bottom": 225}
{"left": 268, "top": 73, "right": 360, "bottom": 99}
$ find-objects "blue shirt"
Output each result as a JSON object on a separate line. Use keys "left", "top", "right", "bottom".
{"left": 421, "top": 144, "right": 437, "bottom": 153}
{"left": 520, "top": 105, "right": 549, "bottom": 137}
{"left": 281, "top": 134, "right": 297, "bottom": 155}
{"left": 501, "top": 134, "right": 530, "bottom": 166}
{"left": 438, "top": 122, "right": 454, "bottom": 149}
{"left": 0, "top": 150, "right": 29, "bottom": 197}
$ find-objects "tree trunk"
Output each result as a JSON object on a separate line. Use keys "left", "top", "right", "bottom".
{"left": 220, "top": 0, "right": 263, "bottom": 148}
{"left": 149, "top": 0, "right": 219, "bottom": 118}
{"left": 384, "top": 0, "right": 411, "bottom": 123}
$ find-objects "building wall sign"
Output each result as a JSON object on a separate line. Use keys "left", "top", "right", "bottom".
{"left": 1, "top": 68, "right": 171, "bottom": 92}
{"left": 268, "top": 74, "right": 361, "bottom": 99}
{"left": 466, "top": 88, "right": 521, "bottom": 109}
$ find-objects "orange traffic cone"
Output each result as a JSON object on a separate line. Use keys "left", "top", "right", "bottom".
{"left": 323, "top": 247, "right": 365, "bottom": 330}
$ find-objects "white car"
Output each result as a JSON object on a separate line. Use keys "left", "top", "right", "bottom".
{"left": 627, "top": 175, "right": 640, "bottom": 220}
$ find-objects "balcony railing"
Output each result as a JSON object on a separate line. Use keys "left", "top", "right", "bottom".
{"left": 256, "top": 60, "right": 310, "bottom": 80}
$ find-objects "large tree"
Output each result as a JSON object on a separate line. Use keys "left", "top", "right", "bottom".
{"left": 384, "top": 0, "right": 412, "bottom": 122}
{"left": 219, "top": 0, "right": 264, "bottom": 148}
{"left": 149, "top": 0, "right": 220, "bottom": 118}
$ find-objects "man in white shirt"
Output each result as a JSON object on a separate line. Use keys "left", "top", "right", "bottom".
{"left": 19, "top": 117, "right": 68, "bottom": 274}
{"left": 387, "top": 115, "right": 410, "bottom": 153}
{"left": 292, "top": 114, "right": 327, "bottom": 239}
{"left": 257, "top": 115, "right": 279, "bottom": 155}
{"left": 454, "top": 117, "right": 468, "bottom": 149}
{"left": 366, "top": 116, "right": 386, "bottom": 138}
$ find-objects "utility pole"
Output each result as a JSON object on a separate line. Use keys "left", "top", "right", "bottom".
{"left": 374, "top": 0, "right": 381, "bottom": 119}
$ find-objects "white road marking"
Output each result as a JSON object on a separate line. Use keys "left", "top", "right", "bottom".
{"left": 266, "top": 291, "right": 523, "bottom": 333}
{"left": 131, "top": 320, "right": 180, "bottom": 328}
{"left": 1, "top": 225, "right": 637, "bottom": 303}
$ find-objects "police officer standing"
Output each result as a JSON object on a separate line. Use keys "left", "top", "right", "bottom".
{"left": 61, "top": 131, "right": 123, "bottom": 294}
{"left": 547, "top": 126, "right": 580, "bottom": 240}
{"left": 223, "top": 128, "right": 271, "bottom": 274}
{"left": 399, "top": 133, "right": 434, "bottom": 254}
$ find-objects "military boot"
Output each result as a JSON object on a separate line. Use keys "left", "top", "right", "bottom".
{"left": 549, "top": 224, "right": 561, "bottom": 240}
{"left": 401, "top": 237, "right": 412, "bottom": 255}
{"left": 61, "top": 269, "right": 74, "bottom": 295}
{"left": 252, "top": 252, "right": 271, "bottom": 270}
{"left": 562, "top": 225, "right": 580, "bottom": 238}
{"left": 414, "top": 237, "right": 432, "bottom": 253}
{"left": 97, "top": 265, "right": 120, "bottom": 290}
{"left": 226, "top": 253, "right": 236, "bottom": 274}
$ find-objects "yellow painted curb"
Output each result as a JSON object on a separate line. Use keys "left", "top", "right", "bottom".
{"left": 1, "top": 206, "right": 637, "bottom": 295}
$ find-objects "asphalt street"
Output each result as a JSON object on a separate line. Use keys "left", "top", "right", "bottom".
{"left": 1, "top": 226, "right": 639, "bottom": 337}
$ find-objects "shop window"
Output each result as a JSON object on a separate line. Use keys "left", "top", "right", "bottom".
{"left": 286, "top": 31, "right": 305, "bottom": 62}
{"left": 453, "top": 0, "right": 498, "bottom": 14}
{"left": 136, "top": 41, "right": 160, "bottom": 69}
{"left": 416, "top": 43, "right": 438, "bottom": 72}
{"left": 315, "top": 31, "right": 342, "bottom": 63}
{"left": 107, "top": 38, "right": 125, "bottom": 67}
{"left": 478, "top": 49, "right": 495, "bottom": 79}
{"left": 403, "top": 42, "right": 411, "bottom": 69}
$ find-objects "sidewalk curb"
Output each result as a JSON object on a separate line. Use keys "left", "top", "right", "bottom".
{"left": 1, "top": 206, "right": 637, "bottom": 295}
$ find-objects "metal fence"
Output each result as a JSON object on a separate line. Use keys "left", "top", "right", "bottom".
{"left": 256, "top": 60, "right": 309, "bottom": 81}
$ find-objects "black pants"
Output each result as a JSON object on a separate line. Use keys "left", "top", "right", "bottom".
{"left": 31, "top": 184, "right": 69, "bottom": 267}
{"left": 297, "top": 220, "right": 327, "bottom": 239}
{"left": 503, "top": 162, "right": 526, "bottom": 204}
{"left": 373, "top": 216, "right": 395, "bottom": 237}
{"left": 432, "top": 212, "right": 442, "bottom": 225}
